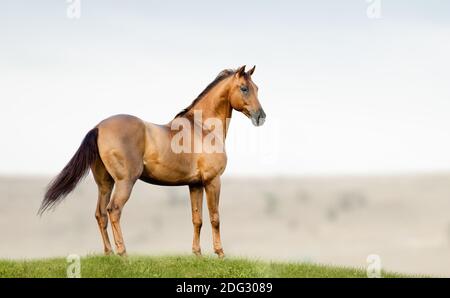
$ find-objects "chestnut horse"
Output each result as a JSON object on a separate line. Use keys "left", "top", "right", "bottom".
{"left": 39, "top": 65, "right": 266, "bottom": 258}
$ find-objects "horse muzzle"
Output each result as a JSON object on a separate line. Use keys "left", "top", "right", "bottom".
{"left": 250, "top": 109, "right": 266, "bottom": 127}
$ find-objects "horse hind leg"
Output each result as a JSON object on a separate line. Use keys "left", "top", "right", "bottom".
{"left": 100, "top": 150, "right": 142, "bottom": 257}
{"left": 107, "top": 179, "right": 136, "bottom": 256}
{"left": 92, "top": 160, "right": 115, "bottom": 255}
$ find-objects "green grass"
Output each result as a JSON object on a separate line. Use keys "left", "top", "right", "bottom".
{"left": 0, "top": 255, "right": 413, "bottom": 278}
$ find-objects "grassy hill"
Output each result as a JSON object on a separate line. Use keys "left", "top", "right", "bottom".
{"left": 0, "top": 255, "right": 414, "bottom": 278}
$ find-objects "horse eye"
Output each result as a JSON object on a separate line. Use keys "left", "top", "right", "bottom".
{"left": 240, "top": 86, "right": 249, "bottom": 93}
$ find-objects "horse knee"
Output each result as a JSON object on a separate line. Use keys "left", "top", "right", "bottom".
{"left": 95, "top": 211, "right": 108, "bottom": 227}
{"left": 193, "top": 218, "right": 202, "bottom": 228}
{"left": 210, "top": 213, "right": 220, "bottom": 228}
{"left": 107, "top": 204, "right": 122, "bottom": 223}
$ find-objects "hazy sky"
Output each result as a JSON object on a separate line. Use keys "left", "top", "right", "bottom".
{"left": 1, "top": 1, "right": 449, "bottom": 176}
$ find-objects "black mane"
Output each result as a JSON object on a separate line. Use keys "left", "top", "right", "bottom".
{"left": 174, "top": 69, "right": 236, "bottom": 118}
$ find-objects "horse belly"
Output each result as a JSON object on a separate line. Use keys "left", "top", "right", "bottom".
{"left": 140, "top": 152, "right": 202, "bottom": 186}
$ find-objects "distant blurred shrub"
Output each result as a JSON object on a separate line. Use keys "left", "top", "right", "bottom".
{"left": 264, "top": 192, "right": 278, "bottom": 216}
{"left": 167, "top": 189, "right": 185, "bottom": 207}
{"left": 326, "top": 207, "right": 338, "bottom": 222}
{"left": 296, "top": 190, "right": 310, "bottom": 204}
{"left": 150, "top": 215, "right": 164, "bottom": 231}
{"left": 338, "top": 191, "right": 367, "bottom": 211}
{"left": 287, "top": 218, "right": 299, "bottom": 231}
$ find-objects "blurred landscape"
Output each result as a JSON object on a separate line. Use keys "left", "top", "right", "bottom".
{"left": 1, "top": 174, "right": 450, "bottom": 277}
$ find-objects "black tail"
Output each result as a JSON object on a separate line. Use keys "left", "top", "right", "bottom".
{"left": 39, "top": 127, "right": 99, "bottom": 215}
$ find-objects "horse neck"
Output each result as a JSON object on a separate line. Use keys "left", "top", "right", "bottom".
{"left": 191, "top": 78, "right": 233, "bottom": 137}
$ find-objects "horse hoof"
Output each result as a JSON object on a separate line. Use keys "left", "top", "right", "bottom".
{"left": 193, "top": 250, "right": 202, "bottom": 257}
{"left": 215, "top": 249, "right": 225, "bottom": 259}
{"left": 117, "top": 251, "right": 127, "bottom": 257}
{"left": 104, "top": 250, "right": 114, "bottom": 256}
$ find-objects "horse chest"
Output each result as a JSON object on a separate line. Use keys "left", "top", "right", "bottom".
{"left": 196, "top": 153, "right": 227, "bottom": 181}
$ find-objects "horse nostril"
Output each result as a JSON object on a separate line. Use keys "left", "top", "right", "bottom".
{"left": 260, "top": 109, "right": 266, "bottom": 119}
{"left": 256, "top": 110, "right": 266, "bottom": 126}
{"left": 250, "top": 109, "right": 266, "bottom": 126}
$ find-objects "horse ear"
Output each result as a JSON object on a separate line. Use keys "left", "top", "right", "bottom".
{"left": 247, "top": 65, "right": 256, "bottom": 76}
{"left": 236, "top": 65, "right": 246, "bottom": 77}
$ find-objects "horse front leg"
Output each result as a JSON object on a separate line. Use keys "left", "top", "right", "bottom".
{"left": 189, "top": 184, "right": 204, "bottom": 256}
{"left": 205, "top": 177, "right": 224, "bottom": 258}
